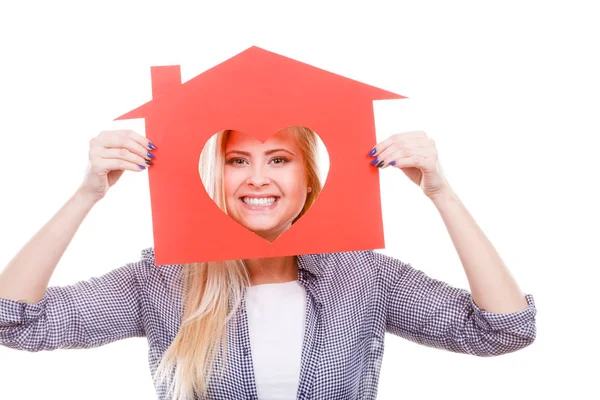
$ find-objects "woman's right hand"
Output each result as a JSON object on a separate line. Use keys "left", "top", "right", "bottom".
{"left": 77, "top": 129, "right": 155, "bottom": 203}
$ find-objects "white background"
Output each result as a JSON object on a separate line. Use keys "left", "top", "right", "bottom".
{"left": 1, "top": 1, "right": 598, "bottom": 399}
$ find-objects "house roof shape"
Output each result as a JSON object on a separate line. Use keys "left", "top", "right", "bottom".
{"left": 116, "top": 46, "right": 404, "bottom": 135}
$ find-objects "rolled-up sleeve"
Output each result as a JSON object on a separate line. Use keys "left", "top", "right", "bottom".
{"left": 0, "top": 258, "right": 150, "bottom": 352}
{"left": 379, "top": 252, "right": 537, "bottom": 356}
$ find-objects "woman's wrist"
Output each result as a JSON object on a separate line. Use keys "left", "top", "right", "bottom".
{"left": 73, "top": 188, "right": 103, "bottom": 209}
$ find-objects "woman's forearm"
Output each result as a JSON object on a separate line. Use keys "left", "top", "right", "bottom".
{"left": 0, "top": 190, "right": 98, "bottom": 303}
{"left": 430, "top": 188, "right": 529, "bottom": 314}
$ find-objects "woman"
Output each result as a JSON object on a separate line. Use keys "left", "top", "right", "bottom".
{"left": 0, "top": 127, "right": 536, "bottom": 400}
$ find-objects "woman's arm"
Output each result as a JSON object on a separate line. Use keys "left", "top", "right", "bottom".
{"left": 373, "top": 131, "right": 535, "bottom": 355}
{"left": 371, "top": 130, "right": 529, "bottom": 313}
{"left": 0, "top": 128, "right": 154, "bottom": 304}
{"left": 381, "top": 252, "right": 536, "bottom": 357}
{"left": 0, "top": 189, "right": 97, "bottom": 304}
{"left": 429, "top": 187, "right": 528, "bottom": 314}
{"left": 0, "top": 129, "right": 155, "bottom": 351}
{"left": 0, "top": 191, "right": 150, "bottom": 351}
{"left": 383, "top": 188, "right": 536, "bottom": 356}
{"left": 0, "top": 254, "right": 150, "bottom": 352}
{"left": 0, "top": 190, "right": 149, "bottom": 351}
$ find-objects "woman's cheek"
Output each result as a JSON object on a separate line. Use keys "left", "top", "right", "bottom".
{"left": 281, "top": 164, "right": 307, "bottom": 194}
{"left": 224, "top": 169, "right": 242, "bottom": 193}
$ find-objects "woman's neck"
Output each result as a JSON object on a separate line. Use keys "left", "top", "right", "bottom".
{"left": 244, "top": 256, "right": 298, "bottom": 286}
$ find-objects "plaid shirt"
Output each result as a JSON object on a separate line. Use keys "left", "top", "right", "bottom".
{"left": 0, "top": 247, "right": 536, "bottom": 399}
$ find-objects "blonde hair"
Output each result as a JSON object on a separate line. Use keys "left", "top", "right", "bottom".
{"left": 152, "top": 127, "right": 322, "bottom": 399}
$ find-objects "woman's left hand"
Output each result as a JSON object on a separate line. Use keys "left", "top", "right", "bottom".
{"left": 369, "top": 131, "right": 451, "bottom": 200}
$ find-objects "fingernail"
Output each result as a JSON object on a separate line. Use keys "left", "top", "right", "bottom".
{"left": 368, "top": 148, "right": 376, "bottom": 156}
{"left": 148, "top": 142, "right": 156, "bottom": 150}
{"left": 377, "top": 161, "right": 384, "bottom": 168}
{"left": 390, "top": 161, "right": 396, "bottom": 166}
{"left": 370, "top": 157, "right": 379, "bottom": 166}
{"left": 138, "top": 165, "right": 146, "bottom": 170}
{"left": 145, "top": 159, "right": 153, "bottom": 166}
{"left": 147, "top": 151, "right": 155, "bottom": 159}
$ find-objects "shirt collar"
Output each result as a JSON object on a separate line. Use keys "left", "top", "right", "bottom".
{"left": 296, "top": 253, "right": 326, "bottom": 279}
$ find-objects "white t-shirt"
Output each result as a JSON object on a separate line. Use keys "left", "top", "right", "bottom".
{"left": 245, "top": 280, "right": 307, "bottom": 400}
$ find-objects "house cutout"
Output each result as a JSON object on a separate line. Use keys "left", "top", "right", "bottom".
{"left": 115, "top": 46, "right": 406, "bottom": 265}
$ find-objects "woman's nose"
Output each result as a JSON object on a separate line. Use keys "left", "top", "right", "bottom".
{"left": 246, "top": 165, "right": 270, "bottom": 187}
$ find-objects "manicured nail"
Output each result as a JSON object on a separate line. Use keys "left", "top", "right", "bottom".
{"left": 390, "top": 161, "right": 396, "bottom": 166}
{"left": 377, "top": 161, "right": 384, "bottom": 168}
{"left": 145, "top": 159, "right": 153, "bottom": 166}
{"left": 148, "top": 142, "right": 156, "bottom": 150}
{"left": 147, "top": 151, "right": 155, "bottom": 159}
{"left": 370, "top": 157, "right": 379, "bottom": 166}
{"left": 138, "top": 165, "right": 146, "bottom": 170}
{"left": 368, "top": 148, "right": 376, "bottom": 156}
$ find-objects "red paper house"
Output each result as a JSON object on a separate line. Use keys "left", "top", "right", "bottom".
{"left": 116, "top": 46, "right": 405, "bottom": 265}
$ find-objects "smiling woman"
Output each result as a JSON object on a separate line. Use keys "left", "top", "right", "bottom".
{"left": 0, "top": 124, "right": 537, "bottom": 400}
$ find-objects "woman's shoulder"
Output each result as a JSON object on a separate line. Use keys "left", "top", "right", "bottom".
{"left": 300, "top": 250, "right": 406, "bottom": 281}
{"left": 136, "top": 246, "right": 185, "bottom": 293}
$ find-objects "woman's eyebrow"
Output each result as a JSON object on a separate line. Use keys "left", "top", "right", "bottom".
{"left": 265, "top": 148, "right": 294, "bottom": 156}
{"left": 225, "top": 150, "right": 251, "bottom": 157}
{"left": 225, "top": 149, "right": 294, "bottom": 156}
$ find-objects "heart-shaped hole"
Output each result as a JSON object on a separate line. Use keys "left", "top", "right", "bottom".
{"left": 199, "top": 126, "right": 329, "bottom": 243}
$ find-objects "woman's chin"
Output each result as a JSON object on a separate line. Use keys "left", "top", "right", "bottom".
{"left": 243, "top": 223, "right": 291, "bottom": 242}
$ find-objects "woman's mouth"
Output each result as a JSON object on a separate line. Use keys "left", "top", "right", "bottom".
{"left": 240, "top": 196, "right": 279, "bottom": 209}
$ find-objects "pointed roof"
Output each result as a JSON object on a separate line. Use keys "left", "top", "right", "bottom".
{"left": 115, "top": 46, "right": 405, "bottom": 134}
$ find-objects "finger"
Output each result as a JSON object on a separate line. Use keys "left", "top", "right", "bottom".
{"left": 381, "top": 147, "right": 433, "bottom": 169}
{"left": 94, "top": 130, "right": 154, "bottom": 161}
{"left": 372, "top": 144, "right": 402, "bottom": 167}
{"left": 122, "top": 129, "right": 156, "bottom": 152}
{"left": 369, "top": 131, "right": 427, "bottom": 157}
{"left": 388, "top": 155, "right": 426, "bottom": 169}
{"left": 99, "top": 148, "right": 153, "bottom": 168}
{"left": 92, "top": 156, "right": 147, "bottom": 172}
{"left": 371, "top": 139, "right": 430, "bottom": 168}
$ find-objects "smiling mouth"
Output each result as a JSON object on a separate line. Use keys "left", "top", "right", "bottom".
{"left": 240, "top": 197, "right": 279, "bottom": 207}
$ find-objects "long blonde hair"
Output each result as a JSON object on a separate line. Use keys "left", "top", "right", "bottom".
{"left": 152, "top": 127, "right": 322, "bottom": 399}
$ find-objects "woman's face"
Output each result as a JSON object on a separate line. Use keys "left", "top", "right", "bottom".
{"left": 223, "top": 130, "right": 309, "bottom": 242}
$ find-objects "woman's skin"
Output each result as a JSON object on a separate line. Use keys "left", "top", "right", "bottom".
{"left": 0, "top": 128, "right": 528, "bottom": 314}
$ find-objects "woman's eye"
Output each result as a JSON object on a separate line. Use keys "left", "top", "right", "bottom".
{"left": 227, "top": 158, "right": 248, "bottom": 165}
{"left": 270, "top": 157, "right": 288, "bottom": 165}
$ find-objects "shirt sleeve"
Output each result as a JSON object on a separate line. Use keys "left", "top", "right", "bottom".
{"left": 378, "top": 251, "right": 537, "bottom": 357}
{"left": 0, "top": 257, "right": 150, "bottom": 352}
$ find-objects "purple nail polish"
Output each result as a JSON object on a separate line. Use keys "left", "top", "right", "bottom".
{"left": 368, "top": 148, "right": 376, "bottom": 157}
{"left": 147, "top": 151, "right": 155, "bottom": 159}
{"left": 148, "top": 142, "right": 156, "bottom": 150}
{"left": 390, "top": 161, "right": 396, "bottom": 166}
{"left": 138, "top": 165, "right": 146, "bottom": 170}
{"left": 370, "top": 157, "right": 379, "bottom": 166}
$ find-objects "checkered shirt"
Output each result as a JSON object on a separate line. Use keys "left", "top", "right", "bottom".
{"left": 0, "top": 247, "right": 537, "bottom": 399}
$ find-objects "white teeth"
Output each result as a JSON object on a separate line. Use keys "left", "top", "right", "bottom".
{"left": 242, "top": 197, "right": 277, "bottom": 206}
